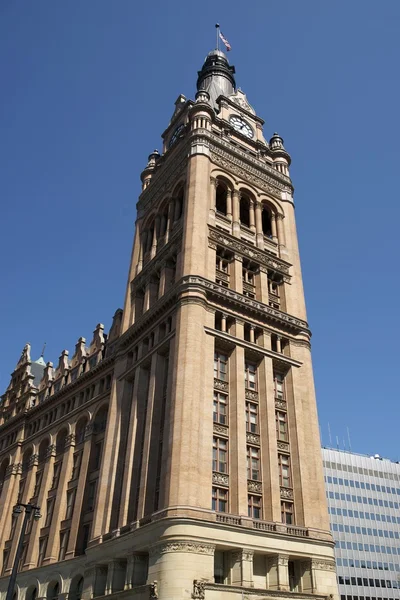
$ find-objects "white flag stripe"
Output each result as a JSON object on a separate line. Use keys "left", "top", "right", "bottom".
{"left": 219, "top": 31, "right": 231, "bottom": 51}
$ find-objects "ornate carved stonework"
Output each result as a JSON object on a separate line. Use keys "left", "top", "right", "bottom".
{"left": 151, "top": 542, "right": 215, "bottom": 556}
{"left": 245, "top": 389, "right": 259, "bottom": 401}
{"left": 149, "top": 581, "right": 158, "bottom": 599}
{"left": 212, "top": 472, "right": 229, "bottom": 486}
{"left": 248, "top": 480, "right": 262, "bottom": 493}
{"left": 213, "top": 423, "right": 228, "bottom": 437}
{"left": 192, "top": 580, "right": 207, "bottom": 600}
{"left": 213, "top": 378, "right": 228, "bottom": 392}
{"left": 45, "top": 444, "right": 56, "bottom": 459}
{"left": 28, "top": 454, "right": 39, "bottom": 468}
{"left": 242, "top": 549, "right": 254, "bottom": 561}
{"left": 65, "top": 433, "right": 75, "bottom": 448}
{"left": 311, "top": 559, "right": 336, "bottom": 571}
{"left": 280, "top": 487, "right": 294, "bottom": 499}
{"left": 275, "top": 399, "right": 287, "bottom": 410}
{"left": 209, "top": 226, "right": 291, "bottom": 279}
{"left": 246, "top": 432, "right": 260, "bottom": 446}
{"left": 182, "top": 276, "right": 308, "bottom": 333}
{"left": 277, "top": 441, "right": 289, "bottom": 453}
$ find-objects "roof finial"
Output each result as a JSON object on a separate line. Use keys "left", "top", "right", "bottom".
{"left": 41, "top": 342, "right": 46, "bottom": 358}
{"left": 215, "top": 23, "right": 220, "bottom": 51}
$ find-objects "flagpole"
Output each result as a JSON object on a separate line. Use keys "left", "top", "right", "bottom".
{"left": 215, "top": 23, "right": 220, "bottom": 50}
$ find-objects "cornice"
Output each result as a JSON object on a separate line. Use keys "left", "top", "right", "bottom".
{"left": 208, "top": 226, "right": 291, "bottom": 280}
{"left": 181, "top": 276, "right": 309, "bottom": 334}
{"left": 203, "top": 583, "right": 329, "bottom": 600}
{"left": 205, "top": 327, "right": 302, "bottom": 369}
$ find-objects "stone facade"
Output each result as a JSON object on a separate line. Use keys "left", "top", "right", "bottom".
{"left": 0, "top": 50, "right": 339, "bottom": 600}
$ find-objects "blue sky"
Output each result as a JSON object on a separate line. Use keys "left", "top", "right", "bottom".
{"left": 1, "top": 1, "right": 399, "bottom": 459}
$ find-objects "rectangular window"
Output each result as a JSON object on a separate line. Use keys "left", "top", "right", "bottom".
{"left": 65, "top": 489, "right": 76, "bottom": 520}
{"left": 213, "top": 392, "right": 228, "bottom": 425}
{"left": 33, "top": 470, "right": 43, "bottom": 497}
{"left": 87, "top": 481, "right": 97, "bottom": 512}
{"left": 90, "top": 441, "right": 103, "bottom": 472}
{"left": 214, "top": 352, "right": 228, "bottom": 381}
{"left": 45, "top": 497, "right": 55, "bottom": 528}
{"left": 1, "top": 550, "right": 9, "bottom": 575}
{"left": 37, "top": 537, "right": 48, "bottom": 567}
{"left": 281, "top": 501, "right": 294, "bottom": 524}
{"left": 276, "top": 411, "right": 288, "bottom": 441}
{"left": 81, "top": 524, "right": 90, "bottom": 553}
{"left": 245, "top": 402, "right": 258, "bottom": 433}
{"left": 278, "top": 454, "right": 291, "bottom": 487}
{"left": 9, "top": 515, "right": 18, "bottom": 540}
{"left": 248, "top": 494, "right": 262, "bottom": 519}
{"left": 245, "top": 363, "right": 257, "bottom": 391}
{"left": 18, "top": 544, "right": 28, "bottom": 572}
{"left": 51, "top": 462, "right": 61, "bottom": 489}
{"left": 71, "top": 451, "right": 83, "bottom": 481}
{"left": 274, "top": 373, "right": 285, "bottom": 400}
{"left": 213, "top": 438, "right": 228, "bottom": 473}
{"left": 58, "top": 530, "right": 69, "bottom": 561}
{"left": 247, "top": 446, "right": 260, "bottom": 480}
{"left": 212, "top": 487, "right": 228, "bottom": 512}
{"left": 216, "top": 255, "right": 229, "bottom": 273}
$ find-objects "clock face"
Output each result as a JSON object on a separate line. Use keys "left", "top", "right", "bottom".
{"left": 229, "top": 115, "right": 254, "bottom": 139}
{"left": 168, "top": 124, "right": 185, "bottom": 148}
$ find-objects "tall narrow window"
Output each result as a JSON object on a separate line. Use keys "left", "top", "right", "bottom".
{"left": 278, "top": 454, "right": 291, "bottom": 488}
{"left": 215, "top": 184, "right": 228, "bottom": 215}
{"left": 87, "top": 481, "right": 97, "bottom": 512}
{"left": 245, "top": 402, "right": 258, "bottom": 433}
{"left": 281, "top": 501, "right": 294, "bottom": 524}
{"left": 213, "top": 392, "right": 228, "bottom": 425}
{"left": 248, "top": 495, "right": 262, "bottom": 519}
{"left": 65, "top": 489, "right": 76, "bottom": 520}
{"left": 58, "top": 530, "right": 70, "bottom": 561}
{"left": 1, "top": 550, "right": 9, "bottom": 575}
{"left": 276, "top": 411, "right": 288, "bottom": 441}
{"left": 245, "top": 362, "right": 257, "bottom": 390}
{"left": 45, "top": 497, "right": 55, "bottom": 528}
{"left": 71, "top": 451, "right": 83, "bottom": 481}
{"left": 274, "top": 372, "right": 285, "bottom": 399}
{"left": 81, "top": 524, "right": 90, "bottom": 554}
{"left": 33, "top": 470, "right": 43, "bottom": 497}
{"left": 213, "top": 438, "right": 228, "bottom": 473}
{"left": 212, "top": 487, "right": 228, "bottom": 512}
{"left": 51, "top": 462, "right": 61, "bottom": 490}
{"left": 214, "top": 352, "right": 228, "bottom": 381}
{"left": 247, "top": 446, "right": 260, "bottom": 480}
{"left": 37, "top": 537, "right": 48, "bottom": 567}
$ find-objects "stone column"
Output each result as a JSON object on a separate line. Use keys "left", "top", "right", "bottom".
{"left": 43, "top": 436, "right": 75, "bottom": 564}
{"left": 267, "top": 554, "right": 289, "bottom": 591}
{"left": 249, "top": 200, "right": 256, "bottom": 233}
{"left": 164, "top": 200, "right": 173, "bottom": 244}
{"left": 232, "top": 256, "right": 243, "bottom": 295}
{"left": 255, "top": 202, "right": 263, "bottom": 248}
{"left": 232, "top": 191, "right": 241, "bottom": 237}
{"left": 249, "top": 325, "right": 255, "bottom": 344}
{"left": 256, "top": 267, "right": 269, "bottom": 304}
{"left": 25, "top": 445, "right": 56, "bottom": 567}
{"left": 258, "top": 338, "right": 281, "bottom": 523}
{"left": 226, "top": 189, "right": 233, "bottom": 221}
{"left": 209, "top": 177, "right": 217, "bottom": 223}
{"left": 229, "top": 323, "right": 248, "bottom": 516}
{"left": 270, "top": 213, "right": 278, "bottom": 242}
{"left": 221, "top": 314, "right": 227, "bottom": 333}
{"left": 65, "top": 429, "right": 92, "bottom": 558}
{"left": 136, "top": 231, "right": 146, "bottom": 275}
{"left": 242, "top": 550, "right": 254, "bottom": 587}
{"left": 276, "top": 336, "right": 282, "bottom": 353}
{"left": 150, "top": 217, "right": 159, "bottom": 259}
{"left": 125, "top": 554, "right": 148, "bottom": 588}
{"left": 301, "top": 559, "right": 314, "bottom": 593}
{"left": 276, "top": 214, "right": 286, "bottom": 251}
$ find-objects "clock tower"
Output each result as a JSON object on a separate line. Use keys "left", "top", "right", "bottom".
{"left": 0, "top": 48, "right": 339, "bottom": 600}
{"left": 116, "top": 49, "right": 339, "bottom": 599}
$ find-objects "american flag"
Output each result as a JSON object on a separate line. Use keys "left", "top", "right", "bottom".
{"left": 219, "top": 30, "right": 231, "bottom": 51}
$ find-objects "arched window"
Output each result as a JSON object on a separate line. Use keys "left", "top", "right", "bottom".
{"left": 56, "top": 429, "right": 67, "bottom": 455}
{"left": 0, "top": 457, "right": 9, "bottom": 497}
{"left": 47, "top": 581, "right": 59, "bottom": 600}
{"left": 174, "top": 187, "right": 184, "bottom": 221}
{"left": 75, "top": 417, "right": 88, "bottom": 445}
{"left": 262, "top": 207, "right": 272, "bottom": 237}
{"left": 26, "top": 586, "right": 37, "bottom": 600}
{"left": 215, "top": 183, "right": 227, "bottom": 215}
{"left": 69, "top": 576, "right": 84, "bottom": 600}
{"left": 22, "top": 449, "right": 33, "bottom": 474}
{"left": 240, "top": 194, "right": 250, "bottom": 228}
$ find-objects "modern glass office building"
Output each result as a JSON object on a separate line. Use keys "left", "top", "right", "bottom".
{"left": 322, "top": 448, "right": 400, "bottom": 600}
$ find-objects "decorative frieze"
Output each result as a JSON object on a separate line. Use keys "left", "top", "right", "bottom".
{"left": 212, "top": 472, "right": 229, "bottom": 487}
{"left": 275, "top": 399, "right": 287, "bottom": 411}
{"left": 277, "top": 441, "right": 289, "bottom": 453}
{"left": 248, "top": 480, "right": 262, "bottom": 493}
{"left": 280, "top": 487, "right": 294, "bottom": 500}
{"left": 150, "top": 542, "right": 215, "bottom": 556}
{"left": 182, "top": 276, "right": 308, "bottom": 333}
{"left": 213, "top": 423, "right": 228, "bottom": 437}
{"left": 311, "top": 559, "right": 336, "bottom": 571}
{"left": 209, "top": 227, "right": 291, "bottom": 280}
{"left": 245, "top": 389, "right": 258, "bottom": 401}
{"left": 214, "top": 378, "right": 228, "bottom": 392}
{"left": 246, "top": 432, "right": 260, "bottom": 446}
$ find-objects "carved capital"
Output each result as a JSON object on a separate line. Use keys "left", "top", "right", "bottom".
{"left": 45, "top": 444, "right": 56, "bottom": 459}
{"left": 65, "top": 434, "right": 75, "bottom": 448}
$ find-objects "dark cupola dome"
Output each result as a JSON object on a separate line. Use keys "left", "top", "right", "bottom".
{"left": 196, "top": 50, "right": 236, "bottom": 110}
